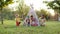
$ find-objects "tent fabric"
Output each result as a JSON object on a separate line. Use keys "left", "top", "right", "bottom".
{"left": 23, "top": 7, "right": 40, "bottom": 26}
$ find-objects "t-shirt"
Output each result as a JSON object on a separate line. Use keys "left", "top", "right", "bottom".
{"left": 39, "top": 17, "right": 46, "bottom": 24}
{"left": 26, "top": 18, "right": 30, "bottom": 22}
{"left": 15, "top": 18, "right": 20, "bottom": 22}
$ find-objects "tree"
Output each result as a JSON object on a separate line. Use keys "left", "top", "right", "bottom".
{"left": 0, "top": 0, "right": 13, "bottom": 24}
{"left": 36, "top": 9, "right": 50, "bottom": 20}
{"left": 44, "top": 0, "right": 60, "bottom": 20}
{"left": 18, "top": 0, "right": 30, "bottom": 19}
{"left": 44, "top": 0, "right": 60, "bottom": 13}
{"left": 3, "top": 7, "right": 15, "bottom": 20}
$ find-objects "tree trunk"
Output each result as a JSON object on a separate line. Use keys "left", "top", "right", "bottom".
{"left": 0, "top": 7, "right": 3, "bottom": 24}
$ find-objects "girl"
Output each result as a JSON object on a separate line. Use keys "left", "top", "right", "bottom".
{"left": 30, "top": 15, "right": 38, "bottom": 26}
{"left": 15, "top": 14, "right": 21, "bottom": 26}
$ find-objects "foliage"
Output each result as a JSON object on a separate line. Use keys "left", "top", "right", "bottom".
{"left": 18, "top": 0, "right": 30, "bottom": 19}
{"left": 0, "top": 0, "right": 13, "bottom": 24}
{"left": 0, "top": 0, "right": 13, "bottom": 8}
{"left": 1, "top": 7, "right": 15, "bottom": 20}
{"left": 0, "top": 0, "right": 30, "bottom": 20}
{"left": 36, "top": 9, "right": 50, "bottom": 17}
{"left": 36, "top": 9, "right": 50, "bottom": 20}
{"left": 44, "top": 0, "right": 60, "bottom": 13}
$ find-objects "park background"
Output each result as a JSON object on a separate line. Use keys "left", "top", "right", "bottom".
{"left": 0, "top": 0, "right": 60, "bottom": 34}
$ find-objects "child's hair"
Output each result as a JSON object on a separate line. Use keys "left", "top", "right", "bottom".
{"left": 31, "top": 15, "right": 33, "bottom": 17}
{"left": 41, "top": 15, "right": 45, "bottom": 19}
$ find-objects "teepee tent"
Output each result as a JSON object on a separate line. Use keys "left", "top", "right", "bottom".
{"left": 23, "top": 5, "right": 40, "bottom": 26}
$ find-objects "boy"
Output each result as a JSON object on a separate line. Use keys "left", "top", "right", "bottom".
{"left": 39, "top": 15, "right": 46, "bottom": 26}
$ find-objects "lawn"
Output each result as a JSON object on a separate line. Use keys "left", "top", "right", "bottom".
{"left": 0, "top": 20, "right": 60, "bottom": 34}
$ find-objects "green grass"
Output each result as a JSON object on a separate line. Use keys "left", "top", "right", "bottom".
{"left": 0, "top": 20, "right": 60, "bottom": 34}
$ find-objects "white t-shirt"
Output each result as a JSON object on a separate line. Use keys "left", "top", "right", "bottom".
{"left": 39, "top": 17, "right": 46, "bottom": 25}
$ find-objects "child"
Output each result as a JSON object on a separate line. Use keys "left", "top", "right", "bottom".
{"left": 30, "top": 15, "right": 38, "bottom": 26}
{"left": 15, "top": 14, "right": 21, "bottom": 26}
{"left": 26, "top": 16, "right": 30, "bottom": 26}
{"left": 39, "top": 15, "right": 46, "bottom": 26}
{"left": 30, "top": 15, "right": 34, "bottom": 26}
